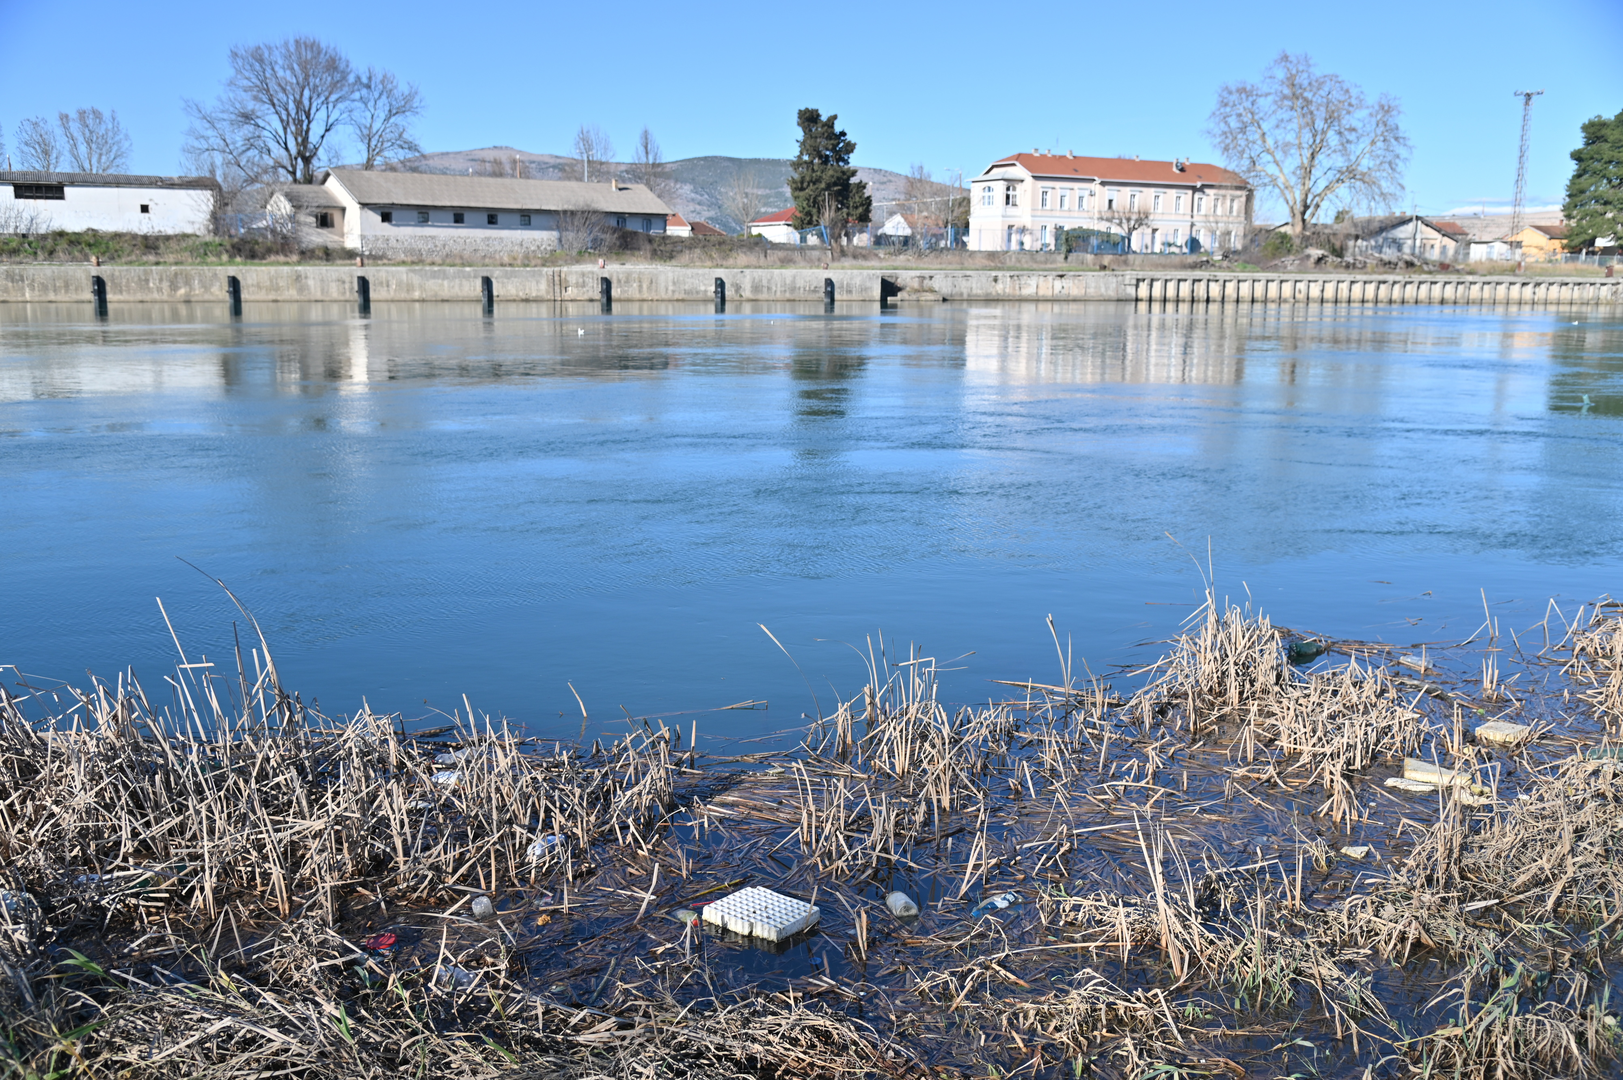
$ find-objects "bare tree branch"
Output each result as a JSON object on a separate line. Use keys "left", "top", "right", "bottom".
{"left": 629, "top": 127, "right": 670, "bottom": 197}
{"left": 16, "top": 117, "right": 60, "bottom": 172}
{"left": 350, "top": 68, "right": 423, "bottom": 170}
{"left": 183, "top": 37, "right": 356, "bottom": 185}
{"left": 564, "top": 125, "right": 615, "bottom": 184}
{"left": 57, "top": 108, "right": 131, "bottom": 173}
{"left": 720, "top": 167, "right": 766, "bottom": 234}
{"left": 1208, "top": 52, "right": 1409, "bottom": 235}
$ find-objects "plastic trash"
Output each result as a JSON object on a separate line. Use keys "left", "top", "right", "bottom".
{"left": 1585, "top": 747, "right": 1623, "bottom": 761}
{"left": 1287, "top": 640, "right": 1327, "bottom": 664}
{"left": 1340, "top": 845, "right": 1372, "bottom": 860}
{"left": 885, "top": 891, "right": 919, "bottom": 917}
{"left": 435, "top": 964, "right": 475, "bottom": 989}
{"left": 470, "top": 895, "right": 494, "bottom": 919}
{"left": 1475, "top": 721, "right": 1532, "bottom": 748}
{"left": 670, "top": 907, "right": 698, "bottom": 925}
{"left": 701, "top": 886, "right": 820, "bottom": 941}
{"left": 1397, "top": 654, "right": 1433, "bottom": 673}
{"left": 363, "top": 932, "right": 397, "bottom": 952}
{"left": 971, "top": 891, "right": 1019, "bottom": 917}
{"left": 430, "top": 770, "right": 460, "bottom": 787}
{"left": 526, "top": 834, "right": 563, "bottom": 861}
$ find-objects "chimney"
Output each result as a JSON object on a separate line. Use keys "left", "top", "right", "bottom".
{"left": 1066, "top": 150, "right": 1073, "bottom": 158}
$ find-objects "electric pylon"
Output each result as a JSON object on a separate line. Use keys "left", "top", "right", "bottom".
{"left": 1510, "top": 90, "right": 1544, "bottom": 240}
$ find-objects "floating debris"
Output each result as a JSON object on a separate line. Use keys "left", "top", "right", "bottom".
{"left": 1287, "top": 639, "right": 1328, "bottom": 664}
{"left": 362, "top": 932, "right": 397, "bottom": 952}
{"left": 885, "top": 890, "right": 919, "bottom": 917}
{"left": 669, "top": 907, "right": 698, "bottom": 925}
{"left": 430, "top": 769, "right": 460, "bottom": 787}
{"left": 525, "top": 834, "right": 562, "bottom": 861}
{"left": 701, "top": 887, "right": 820, "bottom": 941}
{"left": 470, "top": 895, "right": 494, "bottom": 919}
{"left": 1398, "top": 654, "right": 1434, "bottom": 673}
{"left": 1340, "top": 845, "right": 1372, "bottom": 860}
{"left": 1475, "top": 720, "right": 1533, "bottom": 748}
{"left": 971, "top": 891, "right": 1019, "bottom": 917}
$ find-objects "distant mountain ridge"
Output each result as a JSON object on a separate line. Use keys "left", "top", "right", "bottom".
{"left": 392, "top": 147, "right": 946, "bottom": 234}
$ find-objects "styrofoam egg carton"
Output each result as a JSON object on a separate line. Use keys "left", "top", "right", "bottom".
{"left": 700, "top": 886, "right": 820, "bottom": 941}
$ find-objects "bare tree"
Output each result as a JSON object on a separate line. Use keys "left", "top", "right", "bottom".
{"left": 56, "top": 108, "right": 131, "bottom": 173}
{"left": 1102, "top": 199, "right": 1154, "bottom": 252}
{"left": 720, "top": 167, "right": 766, "bottom": 233}
{"left": 183, "top": 37, "right": 356, "bottom": 185}
{"left": 628, "top": 126, "right": 670, "bottom": 197}
{"left": 351, "top": 68, "right": 423, "bottom": 170}
{"left": 183, "top": 145, "right": 257, "bottom": 235}
{"left": 0, "top": 121, "right": 7, "bottom": 167}
{"left": 555, "top": 205, "right": 611, "bottom": 253}
{"left": 16, "top": 117, "right": 60, "bottom": 172}
{"left": 475, "top": 153, "right": 522, "bottom": 177}
{"left": 1208, "top": 52, "right": 1409, "bottom": 236}
{"left": 563, "top": 124, "right": 614, "bottom": 183}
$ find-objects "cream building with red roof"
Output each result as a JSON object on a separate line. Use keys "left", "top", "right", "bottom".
{"left": 966, "top": 151, "right": 1252, "bottom": 253}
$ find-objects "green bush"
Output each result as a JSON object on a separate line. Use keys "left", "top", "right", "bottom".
{"left": 1260, "top": 231, "right": 1295, "bottom": 259}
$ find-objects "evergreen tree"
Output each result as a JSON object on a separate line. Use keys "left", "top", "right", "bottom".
{"left": 1563, "top": 108, "right": 1623, "bottom": 252}
{"left": 787, "top": 108, "right": 872, "bottom": 242}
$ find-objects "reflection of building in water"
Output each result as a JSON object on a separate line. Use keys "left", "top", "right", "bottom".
{"left": 346, "top": 320, "right": 370, "bottom": 385}
{"left": 963, "top": 305, "right": 1254, "bottom": 386}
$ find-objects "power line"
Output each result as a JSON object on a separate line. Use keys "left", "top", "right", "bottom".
{"left": 1510, "top": 89, "right": 1544, "bottom": 241}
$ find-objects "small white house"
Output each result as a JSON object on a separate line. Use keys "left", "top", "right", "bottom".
{"left": 748, "top": 207, "right": 800, "bottom": 244}
{"left": 275, "top": 169, "right": 673, "bottom": 256}
{"left": 0, "top": 171, "right": 218, "bottom": 234}
{"left": 1348, "top": 215, "right": 1471, "bottom": 262}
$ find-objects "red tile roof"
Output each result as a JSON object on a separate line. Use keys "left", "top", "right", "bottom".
{"left": 691, "top": 221, "right": 728, "bottom": 236}
{"left": 1431, "top": 219, "right": 1469, "bottom": 238}
{"left": 749, "top": 207, "right": 796, "bottom": 225}
{"left": 1529, "top": 223, "right": 1569, "bottom": 238}
{"left": 986, "top": 153, "right": 1247, "bottom": 187}
{"left": 666, "top": 212, "right": 691, "bottom": 228}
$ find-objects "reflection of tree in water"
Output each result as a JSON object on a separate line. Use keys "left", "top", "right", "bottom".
{"left": 790, "top": 343, "right": 865, "bottom": 420}
{"left": 1547, "top": 322, "right": 1623, "bottom": 416}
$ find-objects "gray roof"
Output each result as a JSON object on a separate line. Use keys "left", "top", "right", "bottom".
{"left": 1, "top": 171, "right": 219, "bottom": 190}
{"left": 272, "top": 184, "right": 345, "bottom": 209}
{"left": 324, "top": 168, "right": 671, "bottom": 214}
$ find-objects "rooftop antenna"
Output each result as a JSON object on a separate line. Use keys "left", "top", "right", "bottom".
{"left": 1510, "top": 89, "right": 1544, "bottom": 239}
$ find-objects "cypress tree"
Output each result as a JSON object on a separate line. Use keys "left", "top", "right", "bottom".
{"left": 1563, "top": 108, "right": 1623, "bottom": 252}
{"left": 787, "top": 108, "right": 872, "bottom": 243}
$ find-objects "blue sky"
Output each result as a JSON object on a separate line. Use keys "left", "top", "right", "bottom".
{"left": 2, "top": 0, "right": 1619, "bottom": 221}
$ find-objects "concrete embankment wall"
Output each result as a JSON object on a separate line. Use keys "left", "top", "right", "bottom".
{"left": 1, "top": 264, "right": 1618, "bottom": 305}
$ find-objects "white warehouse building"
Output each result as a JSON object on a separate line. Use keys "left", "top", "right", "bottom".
{"left": 0, "top": 171, "right": 218, "bottom": 234}
{"left": 271, "top": 169, "right": 673, "bottom": 256}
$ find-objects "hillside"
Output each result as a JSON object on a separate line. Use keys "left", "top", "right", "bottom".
{"left": 394, "top": 147, "right": 956, "bottom": 233}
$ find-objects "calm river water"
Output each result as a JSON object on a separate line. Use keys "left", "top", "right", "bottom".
{"left": 2, "top": 299, "right": 1620, "bottom": 741}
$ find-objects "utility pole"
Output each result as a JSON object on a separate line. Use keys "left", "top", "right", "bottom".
{"left": 1510, "top": 90, "right": 1544, "bottom": 242}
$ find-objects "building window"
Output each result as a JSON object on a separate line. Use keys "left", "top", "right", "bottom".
{"left": 1153, "top": 193, "right": 1162, "bottom": 211}
{"left": 1194, "top": 196, "right": 1204, "bottom": 215}
{"left": 1172, "top": 228, "right": 1181, "bottom": 246}
{"left": 642, "top": 217, "right": 652, "bottom": 232}
{"left": 520, "top": 214, "right": 531, "bottom": 226}
{"left": 981, "top": 185, "right": 993, "bottom": 207}
{"left": 614, "top": 215, "right": 627, "bottom": 228}
{"left": 12, "top": 183, "right": 65, "bottom": 200}
{"left": 487, "top": 213, "right": 499, "bottom": 225}
{"left": 453, "top": 212, "right": 465, "bottom": 224}
{"left": 1128, "top": 192, "right": 1137, "bottom": 211}
{"left": 1174, "top": 194, "right": 1183, "bottom": 212}
{"left": 316, "top": 211, "right": 333, "bottom": 229}
{"left": 139, "top": 203, "right": 150, "bottom": 213}
{"left": 1058, "top": 190, "right": 1069, "bottom": 210}
{"left": 417, "top": 211, "right": 430, "bottom": 224}
{"left": 1040, "top": 189, "right": 1050, "bottom": 209}
{"left": 380, "top": 210, "right": 393, "bottom": 223}
{"left": 1107, "top": 189, "right": 1118, "bottom": 210}
{"left": 1004, "top": 184, "right": 1018, "bottom": 207}
{"left": 1041, "top": 224, "right": 1049, "bottom": 248}
{"left": 1229, "top": 197, "right": 1239, "bottom": 215}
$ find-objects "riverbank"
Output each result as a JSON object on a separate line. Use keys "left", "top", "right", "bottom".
{"left": 2, "top": 263, "right": 1620, "bottom": 305}
{"left": 3, "top": 593, "right": 1622, "bottom": 1079}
